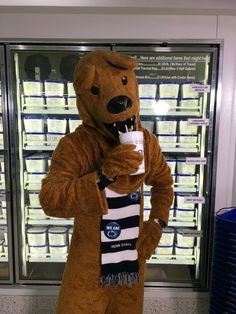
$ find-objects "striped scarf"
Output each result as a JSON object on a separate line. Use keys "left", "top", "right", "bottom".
{"left": 100, "top": 187, "right": 141, "bottom": 287}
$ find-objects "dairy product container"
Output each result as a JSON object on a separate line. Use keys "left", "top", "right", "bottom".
{"left": 141, "top": 120, "right": 154, "bottom": 133}
{"left": 24, "top": 116, "right": 44, "bottom": 133}
{"left": 28, "top": 192, "right": 40, "bottom": 207}
{"left": 25, "top": 132, "right": 46, "bottom": 146}
{"left": 155, "top": 245, "right": 173, "bottom": 255}
{"left": 24, "top": 96, "right": 45, "bottom": 109}
{"left": 181, "top": 83, "right": 199, "bottom": 98}
{"left": 67, "top": 82, "right": 76, "bottom": 96}
{"left": 166, "top": 159, "right": 176, "bottom": 174}
{"left": 169, "top": 208, "right": 175, "bottom": 219}
{"left": 144, "top": 194, "right": 151, "bottom": 209}
{"left": 157, "top": 134, "right": 177, "bottom": 148}
{"left": 49, "top": 244, "right": 68, "bottom": 254}
{"left": 143, "top": 209, "right": 150, "bottom": 221}
{"left": 176, "top": 208, "right": 195, "bottom": 219}
{"left": 67, "top": 96, "right": 77, "bottom": 109}
{"left": 47, "top": 132, "right": 65, "bottom": 146}
{"left": 156, "top": 120, "right": 177, "bottom": 134}
{"left": 22, "top": 80, "right": 43, "bottom": 96}
{"left": 156, "top": 98, "right": 178, "bottom": 114}
{"left": 159, "top": 83, "right": 179, "bottom": 98}
{"left": 140, "top": 98, "right": 156, "bottom": 110}
{"left": 0, "top": 159, "right": 4, "bottom": 172}
{"left": 27, "top": 226, "right": 48, "bottom": 246}
{"left": 179, "top": 121, "right": 198, "bottom": 135}
{"left": 176, "top": 194, "right": 195, "bottom": 209}
{"left": 177, "top": 160, "right": 196, "bottom": 175}
{"left": 1, "top": 206, "right": 6, "bottom": 217}
{"left": 68, "top": 118, "right": 82, "bottom": 133}
{"left": 176, "top": 174, "right": 196, "bottom": 186}
{"left": 176, "top": 229, "right": 195, "bottom": 247}
{"left": 46, "top": 96, "right": 66, "bottom": 110}
{"left": 48, "top": 226, "right": 68, "bottom": 245}
{"left": 44, "top": 80, "right": 64, "bottom": 96}
{"left": 159, "top": 228, "right": 175, "bottom": 246}
{"left": 29, "top": 244, "right": 48, "bottom": 254}
{"left": 47, "top": 117, "right": 67, "bottom": 133}
{"left": 25, "top": 153, "right": 49, "bottom": 172}
{"left": 28, "top": 206, "right": 47, "bottom": 218}
{"left": 175, "top": 245, "right": 194, "bottom": 258}
{"left": 178, "top": 135, "right": 198, "bottom": 147}
{"left": 27, "top": 172, "right": 46, "bottom": 184}
{"left": 179, "top": 98, "right": 199, "bottom": 111}
{"left": 139, "top": 83, "right": 157, "bottom": 98}
{"left": 68, "top": 227, "right": 73, "bottom": 244}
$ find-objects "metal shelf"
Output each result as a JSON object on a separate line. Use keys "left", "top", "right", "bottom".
{"left": 168, "top": 220, "right": 197, "bottom": 227}
{"left": 147, "top": 254, "right": 195, "bottom": 265}
{"left": 23, "top": 108, "right": 78, "bottom": 115}
{"left": 27, "top": 217, "right": 73, "bottom": 226}
{"left": 27, "top": 253, "right": 68, "bottom": 263}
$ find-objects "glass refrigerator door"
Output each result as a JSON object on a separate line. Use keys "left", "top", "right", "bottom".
{"left": 114, "top": 45, "right": 218, "bottom": 288}
{"left": 0, "top": 45, "right": 14, "bottom": 282}
{"left": 7, "top": 45, "right": 109, "bottom": 283}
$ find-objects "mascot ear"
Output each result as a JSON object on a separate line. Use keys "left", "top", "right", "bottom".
{"left": 73, "top": 64, "right": 95, "bottom": 93}
{"left": 104, "top": 51, "right": 137, "bottom": 70}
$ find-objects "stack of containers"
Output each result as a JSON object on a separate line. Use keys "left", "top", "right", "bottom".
{"left": 176, "top": 154, "right": 197, "bottom": 189}
{"left": 155, "top": 227, "right": 175, "bottom": 258}
{"left": 139, "top": 83, "right": 157, "bottom": 114}
{"left": 175, "top": 228, "right": 195, "bottom": 259}
{"left": 48, "top": 226, "right": 68, "bottom": 254}
{"left": 179, "top": 82, "right": 200, "bottom": 113}
{"left": 67, "top": 82, "right": 77, "bottom": 112}
{"left": 22, "top": 80, "right": 45, "bottom": 112}
{"left": 176, "top": 194, "right": 196, "bottom": 222}
{"left": 46, "top": 117, "right": 67, "bottom": 146}
{"left": 23, "top": 115, "right": 46, "bottom": 148}
{"left": 27, "top": 226, "right": 48, "bottom": 255}
{"left": 44, "top": 80, "right": 66, "bottom": 112}
{"left": 143, "top": 193, "right": 151, "bottom": 221}
{"left": 156, "top": 119, "right": 177, "bottom": 149}
{"left": 156, "top": 82, "right": 179, "bottom": 114}
{"left": 178, "top": 120, "right": 199, "bottom": 149}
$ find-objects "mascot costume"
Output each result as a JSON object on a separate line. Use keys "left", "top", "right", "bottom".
{"left": 40, "top": 51, "right": 173, "bottom": 314}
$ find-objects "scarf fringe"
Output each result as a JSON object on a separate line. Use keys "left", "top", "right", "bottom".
{"left": 100, "top": 271, "right": 139, "bottom": 287}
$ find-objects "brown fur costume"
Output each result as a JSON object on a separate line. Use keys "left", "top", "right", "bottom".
{"left": 39, "top": 51, "right": 173, "bottom": 314}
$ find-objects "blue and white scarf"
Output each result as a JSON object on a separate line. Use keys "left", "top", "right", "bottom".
{"left": 100, "top": 188, "right": 141, "bottom": 287}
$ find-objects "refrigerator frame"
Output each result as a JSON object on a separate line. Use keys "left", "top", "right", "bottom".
{"left": 0, "top": 45, "right": 14, "bottom": 283}
{"left": 3, "top": 40, "right": 222, "bottom": 290}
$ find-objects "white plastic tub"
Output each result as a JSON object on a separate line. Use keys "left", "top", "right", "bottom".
{"left": 67, "top": 82, "right": 76, "bottom": 96}
{"left": 177, "top": 160, "right": 196, "bottom": 175}
{"left": 181, "top": 83, "right": 199, "bottom": 98}
{"left": 25, "top": 154, "right": 48, "bottom": 172}
{"left": 155, "top": 245, "right": 173, "bottom": 255}
{"left": 48, "top": 226, "right": 68, "bottom": 245}
{"left": 143, "top": 209, "right": 150, "bottom": 221}
{"left": 159, "top": 83, "right": 179, "bottom": 98}
{"left": 175, "top": 245, "right": 194, "bottom": 259}
{"left": 178, "top": 135, "right": 198, "bottom": 147}
{"left": 159, "top": 228, "right": 175, "bottom": 246}
{"left": 47, "top": 132, "right": 65, "bottom": 146}
{"left": 157, "top": 134, "right": 177, "bottom": 148}
{"left": 67, "top": 96, "right": 77, "bottom": 109}
{"left": 47, "top": 117, "right": 67, "bottom": 133}
{"left": 49, "top": 244, "right": 68, "bottom": 254}
{"left": 25, "top": 132, "right": 46, "bottom": 146}
{"left": 179, "top": 98, "right": 199, "bottom": 111}
{"left": 166, "top": 159, "right": 176, "bottom": 174}
{"left": 140, "top": 98, "right": 156, "bottom": 110}
{"left": 176, "top": 194, "right": 195, "bottom": 209}
{"left": 27, "top": 226, "right": 47, "bottom": 246}
{"left": 179, "top": 121, "right": 198, "bottom": 135}
{"left": 176, "top": 174, "right": 196, "bottom": 186}
{"left": 28, "top": 206, "right": 47, "bottom": 219}
{"left": 156, "top": 120, "right": 177, "bottom": 134}
{"left": 176, "top": 208, "right": 195, "bottom": 219}
{"left": 22, "top": 80, "right": 43, "bottom": 96}
{"left": 46, "top": 96, "right": 66, "bottom": 110}
{"left": 24, "top": 96, "right": 45, "bottom": 109}
{"left": 29, "top": 244, "right": 48, "bottom": 254}
{"left": 176, "top": 229, "right": 195, "bottom": 247}
{"left": 44, "top": 80, "right": 64, "bottom": 96}
{"left": 156, "top": 98, "right": 178, "bottom": 113}
{"left": 28, "top": 192, "right": 40, "bottom": 207}
{"left": 27, "top": 172, "right": 47, "bottom": 184}
{"left": 68, "top": 118, "right": 82, "bottom": 133}
{"left": 139, "top": 83, "right": 157, "bottom": 98}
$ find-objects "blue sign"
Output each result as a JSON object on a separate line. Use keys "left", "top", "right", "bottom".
{"left": 104, "top": 222, "right": 121, "bottom": 240}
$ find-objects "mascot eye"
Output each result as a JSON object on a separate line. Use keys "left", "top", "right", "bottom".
{"left": 90, "top": 86, "right": 100, "bottom": 95}
{"left": 121, "top": 76, "right": 128, "bottom": 85}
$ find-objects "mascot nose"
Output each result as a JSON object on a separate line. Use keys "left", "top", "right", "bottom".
{"left": 107, "top": 96, "right": 132, "bottom": 114}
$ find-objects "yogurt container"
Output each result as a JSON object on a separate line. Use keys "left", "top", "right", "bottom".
{"left": 140, "top": 98, "right": 156, "bottom": 111}
{"left": 24, "top": 116, "right": 44, "bottom": 133}
{"left": 178, "top": 135, "right": 198, "bottom": 147}
{"left": 157, "top": 134, "right": 177, "bottom": 148}
{"left": 25, "top": 154, "right": 49, "bottom": 172}
{"left": 166, "top": 159, "right": 176, "bottom": 174}
{"left": 44, "top": 80, "right": 64, "bottom": 96}
{"left": 139, "top": 83, "right": 157, "bottom": 98}
{"left": 27, "top": 172, "right": 47, "bottom": 184}
{"left": 175, "top": 245, "right": 194, "bottom": 259}
{"left": 25, "top": 132, "right": 46, "bottom": 147}
{"left": 28, "top": 192, "right": 41, "bottom": 207}
{"left": 179, "top": 98, "right": 199, "bottom": 111}
{"left": 155, "top": 245, "right": 173, "bottom": 255}
{"left": 22, "top": 80, "right": 43, "bottom": 96}
{"left": 67, "top": 96, "right": 77, "bottom": 109}
{"left": 156, "top": 120, "right": 177, "bottom": 135}
{"left": 176, "top": 229, "right": 195, "bottom": 247}
{"left": 176, "top": 174, "right": 196, "bottom": 186}
{"left": 179, "top": 121, "right": 198, "bottom": 135}
{"left": 159, "top": 83, "right": 179, "bottom": 99}
{"left": 144, "top": 194, "right": 151, "bottom": 209}
{"left": 177, "top": 160, "right": 196, "bottom": 175}
{"left": 143, "top": 209, "right": 150, "bottom": 221}
{"left": 46, "top": 96, "right": 66, "bottom": 110}
{"left": 47, "top": 117, "right": 67, "bottom": 133}
{"left": 49, "top": 244, "right": 68, "bottom": 254}
{"left": 24, "top": 96, "right": 45, "bottom": 109}
{"left": 29, "top": 244, "right": 48, "bottom": 254}
{"left": 67, "top": 82, "right": 76, "bottom": 96}
{"left": 28, "top": 206, "right": 47, "bottom": 219}
{"left": 176, "top": 194, "right": 195, "bottom": 209}
{"left": 181, "top": 83, "right": 199, "bottom": 98}
{"left": 176, "top": 208, "right": 195, "bottom": 219}
{"left": 68, "top": 118, "right": 82, "bottom": 133}
{"left": 47, "top": 132, "right": 65, "bottom": 146}
{"left": 27, "top": 226, "right": 48, "bottom": 246}
{"left": 159, "top": 228, "right": 175, "bottom": 246}
{"left": 48, "top": 226, "right": 68, "bottom": 245}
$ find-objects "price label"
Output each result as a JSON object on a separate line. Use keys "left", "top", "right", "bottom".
{"left": 186, "top": 157, "right": 207, "bottom": 165}
{"left": 184, "top": 196, "right": 205, "bottom": 204}
{"left": 187, "top": 118, "right": 209, "bottom": 126}
{"left": 189, "top": 84, "right": 211, "bottom": 93}
{"left": 180, "top": 230, "right": 203, "bottom": 238}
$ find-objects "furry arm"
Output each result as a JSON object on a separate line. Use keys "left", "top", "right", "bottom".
{"left": 39, "top": 133, "right": 108, "bottom": 218}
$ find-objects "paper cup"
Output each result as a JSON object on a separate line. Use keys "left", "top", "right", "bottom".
{"left": 119, "top": 131, "right": 145, "bottom": 175}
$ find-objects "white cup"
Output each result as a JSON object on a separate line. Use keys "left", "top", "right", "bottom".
{"left": 119, "top": 131, "right": 145, "bottom": 175}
